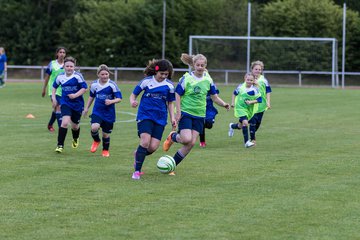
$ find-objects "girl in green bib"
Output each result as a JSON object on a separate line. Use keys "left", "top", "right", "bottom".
{"left": 163, "top": 54, "right": 230, "bottom": 175}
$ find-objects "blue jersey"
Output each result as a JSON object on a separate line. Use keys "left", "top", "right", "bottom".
{"left": 133, "top": 76, "right": 175, "bottom": 126}
{"left": 53, "top": 71, "right": 88, "bottom": 112}
{"left": 0, "top": 53, "right": 7, "bottom": 72}
{"left": 89, "top": 79, "right": 122, "bottom": 123}
{"left": 205, "top": 89, "right": 219, "bottom": 121}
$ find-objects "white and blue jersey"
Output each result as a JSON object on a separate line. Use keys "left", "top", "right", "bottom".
{"left": 53, "top": 71, "right": 88, "bottom": 112}
{"left": 133, "top": 76, "right": 175, "bottom": 126}
{"left": 89, "top": 79, "right": 122, "bottom": 123}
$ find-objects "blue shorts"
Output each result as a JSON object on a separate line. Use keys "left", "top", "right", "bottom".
{"left": 178, "top": 114, "right": 204, "bottom": 133}
{"left": 91, "top": 114, "right": 114, "bottom": 134}
{"left": 137, "top": 119, "right": 165, "bottom": 141}
{"left": 61, "top": 104, "right": 82, "bottom": 124}
{"left": 239, "top": 116, "right": 248, "bottom": 123}
{"left": 50, "top": 95, "right": 61, "bottom": 104}
{"left": 250, "top": 111, "right": 264, "bottom": 125}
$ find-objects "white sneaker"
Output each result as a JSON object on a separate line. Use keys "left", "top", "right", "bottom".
{"left": 132, "top": 171, "right": 141, "bottom": 180}
{"left": 245, "top": 140, "right": 255, "bottom": 148}
{"left": 228, "top": 123, "right": 235, "bottom": 137}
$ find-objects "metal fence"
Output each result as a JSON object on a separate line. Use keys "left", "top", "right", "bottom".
{"left": 6, "top": 65, "right": 360, "bottom": 88}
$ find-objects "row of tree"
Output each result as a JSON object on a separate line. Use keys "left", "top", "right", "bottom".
{"left": 0, "top": 0, "right": 359, "bottom": 71}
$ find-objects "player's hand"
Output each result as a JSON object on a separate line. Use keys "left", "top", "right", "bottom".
{"left": 224, "top": 103, "right": 230, "bottom": 111}
{"left": 68, "top": 93, "right": 76, "bottom": 99}
{"left": 41, "top": 89, "right": 46, "bottom": 97}
{"left": 105, "top": 99, "right": 112, "bottom": 106}
{"left": 52, "top": 99, "right": 57, "bottom": 108}
{"left": 131, "top": 100, "right": 138, "bottom": 108}
{"left": 82, "top": 109, "right": 88, "bottom": 118}
{"left": 171, "top": 119, "right": 177, "bottom": 131}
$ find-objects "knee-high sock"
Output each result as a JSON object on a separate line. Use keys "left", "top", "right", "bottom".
{"left": 249, "top": 122, "right": 256, "bottom": 141}
{"left": 199, "top": 128, "right": 205, "bottom": 142}
{"left": 55, "top": 112, "right": 62, "bottom": 127}
{"left": 102, "top": 137, "right": 110, "bottom": 150}
{"left": 48, "top": 111, "right": 56, "bottom": 126}
{"left": 173, "top": 150, "right": 185, "bottom": 166}
{"left": 72, "top": 128, "right": 80, "bottom": 140}
{"left": 135, "top": 145, "right": 147, "bottom": 172}
{"left": 242, "top": 126, "right": 249, "bottom": 144}
{"left": 91, "top": 130, "right": 101, "bottom": 142}
{"left": 58, "top": 127, "right": 68, "bottom": 146}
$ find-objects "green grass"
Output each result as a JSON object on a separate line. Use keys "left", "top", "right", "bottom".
{"left": 0, "top": 82, "right": 359, "bottom": 240}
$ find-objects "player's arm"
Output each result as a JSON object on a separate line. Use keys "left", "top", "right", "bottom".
{"left": 175, "top": 93, "right": 181, "bottom": 122}
{"left": 105, "top": 97, "right": 122, "bottom": 106}
{"left": 266, "top": 92, "right": 271, "bottom": 109}
{"left": 129, "top": 93, "right": 139, "bottom": 108}
{"left": 68, "top": 87, "right": 87, "bottom": 99}
{"left": 211, "top": 94, "right": 230, "bottom": 110}
{"left": 42, "top": 74, "right": 50, "bottom": 97}
{"left": 51, "top": 87, "right": 57, "bottom": 108}
{"left": 167, "top": 101, "right": 176, "bottom": 130}
{"left": 83, "top": 96, "right": 94, "bottom": 117}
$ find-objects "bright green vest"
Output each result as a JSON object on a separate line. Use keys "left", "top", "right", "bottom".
{"left": 180, "top": 72, "right": 213, "bottom": 117}
{"left": 256, "top": 75, "right": 267, "bottom": 113}
{"left": 47, "top": 60, "right": 63, "bottom": 96}
{"left": 234, "top": 83, "right": 260, "bottom": 119}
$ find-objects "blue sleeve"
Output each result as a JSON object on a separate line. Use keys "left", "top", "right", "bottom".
{"left": 266, "top": 86, "right": 272, "bottom": 93}
{"left": 133, "top": 85, "right": 142, "bottom": 95}
{"left": 209, "top": 84, "right": 217, "bottom": 95}
{"left": 167, "top": 91, "right": 175, "bottom": 102}
{"left": 115, "top": 91, "right": 122, "bottom": 99}
{"left": 52, "top": 80, "right": 59, "bottom": 89}
{"left": 80, "top": 81, "right": 88, "bottom": 89}
{"left": 256, "top": 97, "right": 262, "bottom": 103}
{"left": 45, "top": 62, "right": 52, "bottom": 75}
{"left": 175, "top": 77, "right": 186, "bottom": 96}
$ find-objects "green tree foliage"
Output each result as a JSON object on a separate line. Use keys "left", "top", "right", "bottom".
{"left": 256, "top": 0, "right": 360, "bottom": 71}
{"left": 1, "top": 0, "right": 359, "bottom": 71}
{"left": 0, "top": 0, "right": 82, "bottom": 64}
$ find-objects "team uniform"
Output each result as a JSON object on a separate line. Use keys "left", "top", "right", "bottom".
{"left": 231, "top": 82, "right": 261, "bottom": 146}
{"left": 88, "top": 79, "right": 122, "bottom": 156}
{"left": 46, "top": 60, "right": 64, "bottom": 127}
{"left": 89, "top": 79, "right": 122, "bottom": 133}
{"left": 132, "top": 75, "right": 175, "bottom": 174}
{"left": 249, "top": 75, "right": 272, "bottom": 140}
{"left": 53, "top": 71, "right": 87, "bottom": 149}
{"left": 167, "top": 71, "right": 218, "bottom": 165}
{"left": 0, "top": 52, "right": 7, "bottom": 87}
{"left": 133, "top": 75, "right": 175, "bottom": 139}
{"left": 175, "top": 72, "right": 218, "bottom": 133}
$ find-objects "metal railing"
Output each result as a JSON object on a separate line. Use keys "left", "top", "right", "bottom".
{"left": 6, "top": 65, "right": 360, "bottom": 88}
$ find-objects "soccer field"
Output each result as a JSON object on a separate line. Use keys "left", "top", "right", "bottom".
{"left": 0, "top": 82, "right": 359, "bottom": 239}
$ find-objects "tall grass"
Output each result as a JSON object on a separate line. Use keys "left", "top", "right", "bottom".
{"left": 0, "top": 82, "right": 359, "bottom": 240}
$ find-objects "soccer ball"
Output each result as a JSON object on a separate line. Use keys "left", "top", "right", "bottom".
{"left": 157, "top": 155, "right": 176, "bottom": 173}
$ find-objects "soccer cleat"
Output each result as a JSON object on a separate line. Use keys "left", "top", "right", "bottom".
{"left": 245, "top": 140, "right": 255, "bottom": 148}
{"left": 102, "top": 150, "right": 110, "bottom": 157}
{"left": 48, "top": 125, "right": 55, "bottom": 132}
{"left": 199, "top": 142, "right": 206, "bottom": 148}
{"left": 72, "top": 138, "right": 79, "bottom": 148}
{"left": 168, "top": 171, "right": 176, "bottom": 176}
{"left": 251, "top": 140, "right": 256, "bottom": 146}
{"left": 90, "top": 141, "right": 101, "bottom": 153}
{"left": 55, "top": 146, "right": 64, "bottom": 153}
{"left": 132, "top": 171, "right": 141, "bottom": 180}
{"left": 228, "top": 123, "right": 235, "bottom": 137}
{"left": 163, "top": 131, "right": 176, "bottom": 151}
